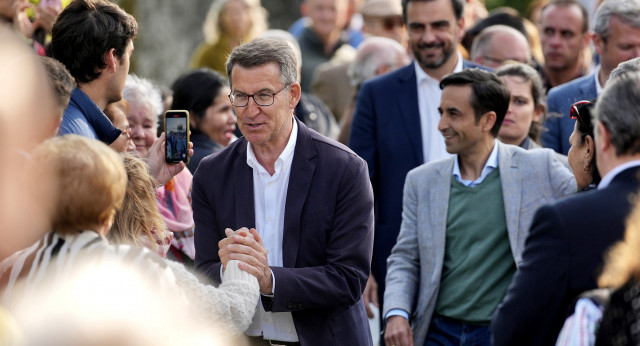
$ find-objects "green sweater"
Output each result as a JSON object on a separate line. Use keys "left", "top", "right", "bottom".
{"left": 434, "top": 169, "right": 516, "bottom": 324}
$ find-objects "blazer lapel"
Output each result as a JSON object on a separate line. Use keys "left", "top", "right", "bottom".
{"left": 234, "top": 142, "right": 256, "bottom": 229}
{"left": 283, "top": 120, "right": 317, "bottom": 267}
{"left": 497, "top": 143, "right": 521, "bottom": 257}
{"left": 397, "top": 64, "right": 424, "bottom": 164}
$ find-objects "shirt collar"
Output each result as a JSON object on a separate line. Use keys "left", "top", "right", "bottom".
{"left": 414, "top": 51, "right": 464, "bottom": 84}
{"left": 594, "top": 65, "right": 603, "bottom": 95}
{"left": 246, "top": 118, "right": 298, "bottom": 173}
{"left": 597, "top": 159, "right": 640, "bottom": 189}
{"left": 453, "top": 139, "right": 499, "bottom": 184}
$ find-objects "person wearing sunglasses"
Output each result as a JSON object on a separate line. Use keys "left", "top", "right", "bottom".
{"left": 360, "top": 0, "right": 407, "bottom": 47}
{"left": 568, "top": 99, "right": 601, "bottom": 191}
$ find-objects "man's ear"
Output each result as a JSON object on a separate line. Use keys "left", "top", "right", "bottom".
{"left": 104, "top": 48, "right": 118, "bottom": 73}
{"left": 596, "top": 121, "right": 611, "bottom": 153}
{"left": 288, "top": 82, "right": 302, "bottom": 109}
{"left": 592, "top": 32, "right": 604, "bottom": 56}
{"left": 483, "top": 111, "right": 496, "bottom": 133}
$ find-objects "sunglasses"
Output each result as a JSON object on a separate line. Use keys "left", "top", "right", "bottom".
{"left": 569, "top": 100, "right": 591, "bottom": 126}
{"left": 366, "top": 15, "right": 404, "bottom": 30}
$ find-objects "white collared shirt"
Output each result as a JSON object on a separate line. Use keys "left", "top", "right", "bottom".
{"left": 452, "top": 139, "right": 499, "bottom": 187}
{"left": 414, "top": 52, "right": 462, "bottom": 163}
{"left": 244, "top": 119, "right": 299, "bottom": 342}
{"left": 597, "top": 159, "right": 640, "bottom": 190}
{"left": 594, "top": 65, "right": 603, "bottom": 95}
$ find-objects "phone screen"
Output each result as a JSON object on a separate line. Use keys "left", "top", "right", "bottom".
{"left": 165, "top": 111, "right": 189, "bottom": 164}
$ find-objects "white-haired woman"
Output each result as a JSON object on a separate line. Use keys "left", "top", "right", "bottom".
{"left": 124, "top": 75, "right": 196, "bottom": 266}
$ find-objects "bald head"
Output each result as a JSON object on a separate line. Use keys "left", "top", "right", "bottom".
{"left": 349, "top": 36, "right": 410, "bottom": 88}
{"left": 471, "top": 25, "right": 531, "bottom": 68}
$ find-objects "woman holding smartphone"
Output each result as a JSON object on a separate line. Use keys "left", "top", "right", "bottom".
{"left": 170, "top": 68, "right": 236, "bottom": 175}
{"left": 124, "top": 74, "right": 196, "bottom": 267}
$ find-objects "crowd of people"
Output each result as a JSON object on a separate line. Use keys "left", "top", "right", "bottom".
{"left": 4, "top": 0, "right": 640, "bottom": 345}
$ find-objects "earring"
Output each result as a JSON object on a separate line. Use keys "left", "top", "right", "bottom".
{"left": 583, "top": 159, "right": 591, "bottom": 174}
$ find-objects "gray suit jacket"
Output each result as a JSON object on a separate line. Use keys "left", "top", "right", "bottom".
{"left": 383, "top": 142, "right": 576, "bottom": 345}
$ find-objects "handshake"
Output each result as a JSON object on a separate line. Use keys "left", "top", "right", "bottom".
{"left": 218, "top": 227, "right": 273, "bottom": 295}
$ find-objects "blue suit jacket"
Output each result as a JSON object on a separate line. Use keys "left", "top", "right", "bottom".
{"left": 348, "top": 60, "right": 486, "bottom": 299}
{"left": 492, "top": 166, "right": 640, "bottom": 346}
{"left": 192, "top": 118, "right": 374, "bottom": 345}
{"left": 541, "top": 73, "right": 598, "bottom": 155}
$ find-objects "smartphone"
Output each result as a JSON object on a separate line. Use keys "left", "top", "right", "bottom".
{"left": 164, "top": 110, "right": 190, "bottom": 164}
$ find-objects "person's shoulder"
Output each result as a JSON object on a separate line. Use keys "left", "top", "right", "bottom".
{"left": 307, "top": 126, "right": 360, "bottom": 160}
{"left": 548, "top": 73, "right": 595, "bottom": 98}
{"left": 195, "top": 138, "right": 245, "bottom": 173}
{"left": 362, "top": 63, "right": 414, "bottom": 90}
{"left": 408, "top": 156, "right": 454, "bottom": 179}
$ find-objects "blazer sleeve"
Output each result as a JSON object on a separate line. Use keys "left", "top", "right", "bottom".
{"left": 192, "top": 166, "right": 223, "bottom": 284}
{"left": 546, "top": 149, "right": 577, "bottom": 197}
{"left": 383, "top": 169, "right": 421, "bottom": 317}
{"left": 267, "top": 155, "right": 374, "bottom": 312}
{"left": 492, "top": 204, "right": 572, "bottom": 346}
{"left": 541, "top": 89, "right": 564, "bottom": 153}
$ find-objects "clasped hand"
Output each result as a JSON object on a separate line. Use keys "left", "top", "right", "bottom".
{"left": 218, "top": 227, "right": 273, "bottom": 295}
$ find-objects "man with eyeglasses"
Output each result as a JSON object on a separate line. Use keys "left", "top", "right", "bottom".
{"left": 470, "top": 25, "right": 531, "bottom": 69}
{"left": 192, "top": 38, "right": 374, "bottom": 346}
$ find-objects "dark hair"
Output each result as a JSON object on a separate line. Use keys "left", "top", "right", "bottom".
{"left": 495, "top": 62, "right": 547, "bottom": 143}
{"left": 541, "top": 0, "right": 589, "bottom": 33}
{"left": 573, "top": 99, "right": 601, "bottom": 185}
{"left": 440, "top": 68, "right": 511, "bottom": 137}
{"left": 171, "top": 68, "right": 228, "bottom": 132}
{"left": 402, "top": 0, "right": 465, "bottom": 22}
{"left": 39, "top": 56, "right": 75, "bottom": 116}
{"left": 51, "top": 0, "right": 137, "bottom": 84}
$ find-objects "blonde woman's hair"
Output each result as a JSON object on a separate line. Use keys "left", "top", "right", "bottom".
{"left": 31, "top": 135, "right": 127, "bottom": 235}
{"left": 202, "top": 0, "right": 268, "bottom": 44}
{"left": 109, "top": 152, "right": 167, "bottom": 246}
{"left": 599, "top": 196, "right": 640, "bottom": 288}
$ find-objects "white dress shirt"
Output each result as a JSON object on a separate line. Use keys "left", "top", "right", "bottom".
{"left": 414, "top": 52, "right": 463, "bottom": 163}
{"left": 597, "top": 159, "right": 640, "bottom": 190}
{"left": 244, "top": 119, "right": 299, "bottom": 342}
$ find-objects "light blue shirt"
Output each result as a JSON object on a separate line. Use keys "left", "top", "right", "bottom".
{"left": 386, "top": 139, "right": 499, "bottom": 321}
{"left": 452, "top": 139, "right": 499, "bottom": 186}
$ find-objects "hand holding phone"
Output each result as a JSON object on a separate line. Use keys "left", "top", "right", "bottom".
{"left": 164, "top": 110, "right": 190, "bottom": 164}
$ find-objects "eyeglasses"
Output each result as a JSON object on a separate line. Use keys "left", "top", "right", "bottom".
{"left": 228, "top": 84, "right": 289, "bottom": 107}
{"left": 570, "top": 100, "right": 591, "bottom": 126}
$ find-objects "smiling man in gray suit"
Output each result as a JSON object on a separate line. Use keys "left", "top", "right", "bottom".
{"left": 383, "top": 69, "right": 576, "bottom": 346}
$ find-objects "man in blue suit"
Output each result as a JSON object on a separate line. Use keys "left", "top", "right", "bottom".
{"left": 493, "top": 70, "right": 640, "bottom": 346}
{"left": 542, "top": 0, "right": 640, "bottom": 155}
{"left": 348, "top": 0, "right": 485, "bottom": 326}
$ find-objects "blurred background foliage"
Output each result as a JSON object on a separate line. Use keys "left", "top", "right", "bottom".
{"left": 113, "top": 0, "right": 535, "bottom": 87}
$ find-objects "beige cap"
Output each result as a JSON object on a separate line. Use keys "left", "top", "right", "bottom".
{"left": 360, "top": 0, "right": 403, "bottom": 18}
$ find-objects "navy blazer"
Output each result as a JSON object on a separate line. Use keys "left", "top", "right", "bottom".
{"left": 192, "top": 118, "right": 374, "bottom": 345}
{"left": 492, "top": 166, "right": 640, "bottom": 346}
{"left": 348, "top": 60, "right": 487, "bottom": 298}
{"left": 541, "top": 73, "right": 598, "bottom": 155}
